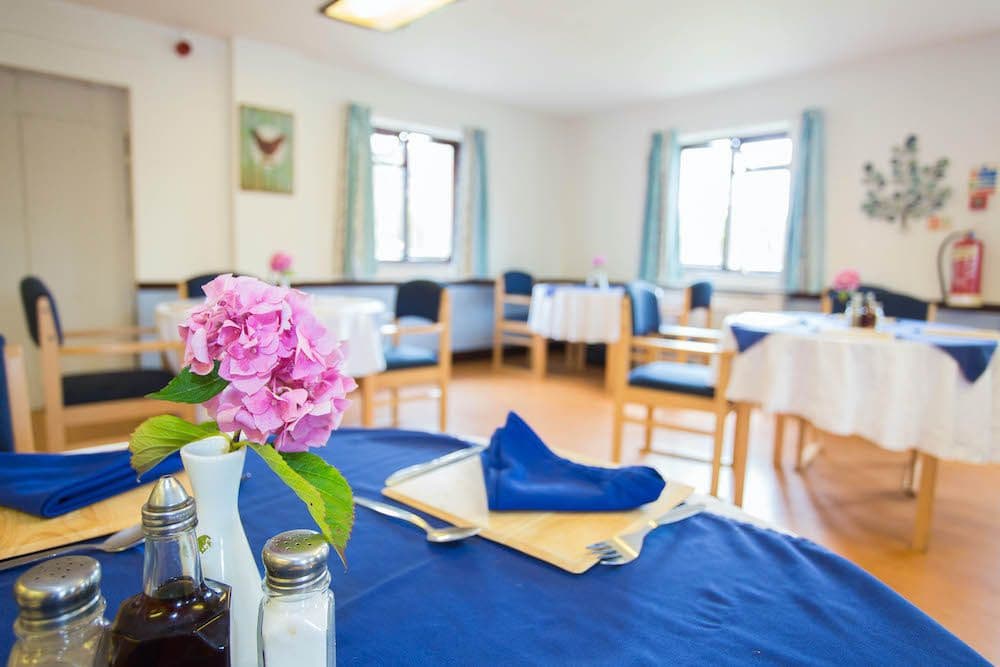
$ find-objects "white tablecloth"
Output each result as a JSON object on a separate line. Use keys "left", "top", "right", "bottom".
{"left": 155, "top": 295, "right": 387, "bottom": 378}
{"left": 722, "top": 312, "right": 1000, "bottom": 464}
{"left": 528, "top": 284, "right": 624, "bottom": 344}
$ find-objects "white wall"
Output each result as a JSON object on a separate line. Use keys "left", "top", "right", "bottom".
{"left": 0, "top": 0, "right": 571, "bottom": 284}
{"left": 567, "top": 34, "right": 1000, "bottom": 301}
{"left": 0, "top": 0, "right": 232, "bottom": 283}
{"left": 230, "top": 38, "right": 570, "bottom": 282}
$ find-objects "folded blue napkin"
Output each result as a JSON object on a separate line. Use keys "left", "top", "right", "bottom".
{"left": 0, "top": 449, "right": 183, "bottom": 518}
{"left": 894, "top": 329, "right": 997, "bottom": 383}
{"left": 481, "top": 412, "right": 665, "bottom": 511}
{"left": 730, "top": 324, "right": 773, "bottom": 352}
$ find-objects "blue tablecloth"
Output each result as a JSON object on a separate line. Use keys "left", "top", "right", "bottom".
{"left": 0, "top": 429, "right": 987, "bottom": 665}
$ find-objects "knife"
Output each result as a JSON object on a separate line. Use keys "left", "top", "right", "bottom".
{"left": 384, "top": 445, "right": 487, "bottom": 487}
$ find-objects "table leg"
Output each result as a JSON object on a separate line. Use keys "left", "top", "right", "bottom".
{"left": 772, "top": 414, "right": 786, "bottom": 468}
{"left": 732, "top": 403, "right": 752, "bottom": 507}
{"left": 530, "top": 334, "right": 547, "bottom": 380}
{"left": 911, "top": 452, "right": 939, "bottom": 552}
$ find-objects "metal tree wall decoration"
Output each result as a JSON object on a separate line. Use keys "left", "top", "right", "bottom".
{"left": 861, "top": 134, "right": 951, "bottom": 229}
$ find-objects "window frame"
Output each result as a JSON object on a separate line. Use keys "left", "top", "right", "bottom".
{"left": 677, "top": 130, "right": 792, "bottom": 276}
{"left": 371, "top": 126, "right": 461, "bottom": 265}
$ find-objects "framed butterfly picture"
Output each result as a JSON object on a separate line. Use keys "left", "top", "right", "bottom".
{"left": 239, "top": 105, "right": 293, "bottom": 194}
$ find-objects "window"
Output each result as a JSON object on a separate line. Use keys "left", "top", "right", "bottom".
{"left": 677, "top": 133, "right": 792, "bottom": 274}
{"left": 371, "top": 128, "right": 458, "bottom": 263}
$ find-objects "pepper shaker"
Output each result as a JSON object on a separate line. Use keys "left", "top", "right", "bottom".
{"left": 259, "top": 529, "right": 335, "bottom": 667}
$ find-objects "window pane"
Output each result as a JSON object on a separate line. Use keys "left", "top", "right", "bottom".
{"left": 373, "top": 163, "right": 405, "bottom": 262}
{"left": 678, "top": 144, "right": 732, "bottom": 268}
{"left": 371, "top": 133, "right": 403, "bottom": 165}
{"left": 406, "top": 140, "right": 455, "bottom": 260}
{"left": 738, "top": 137, "right": 792, "bottom": 170}
{"left": 727, "top": 168, "right": 791, "bottom": 272}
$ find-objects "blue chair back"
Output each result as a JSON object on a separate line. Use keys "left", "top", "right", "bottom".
{"left": 503, "top": 271, "right": 534, "bottom": 296}
{"left": 688, "top": 281, "right": 713, "bottom": 310}
{"left": 0, "top": 336, "right": 14, "bottom": 453}
{"left": 19, "top": 276, "right": 63, "bottom": 346}
{"left": 626, "top": 282, "right": 661, "bottom": 336}
{"left": 396, "top": 280, "right": 444, "bottom": 322}
{"left": 826, "top": 284, "right": 932, "bottom": 321}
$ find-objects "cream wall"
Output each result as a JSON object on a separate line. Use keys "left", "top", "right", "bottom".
{"left": 0, "top": 0, "right": 571, "bottom": 284}
{"left": 0, "top": 0, "right": 232, "bottom": 283}
{"left": 566, "top": 34, "right": 1000, "bottom": 301}
{"left": 230, "top": 38, "right": 570, "bottom": 281}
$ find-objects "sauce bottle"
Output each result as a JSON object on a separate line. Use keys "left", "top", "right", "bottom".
{"left": 105, "top": 476, "right": 231, "bottom": 666}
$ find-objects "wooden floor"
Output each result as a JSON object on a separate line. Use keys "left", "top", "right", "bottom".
{"left": 46, "top": 357, "right": 999, "bottom": 661}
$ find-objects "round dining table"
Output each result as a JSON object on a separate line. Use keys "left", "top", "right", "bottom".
{"left": 720, "top": 311, "right": 1000, "bottom": 550}
{"left": 527, "top": 283, "right": 625, "bottom": 389}
{"left": 0, "top": 430, "right": 986, "bottom": 664}
{"left": 155, "top": 295, "right": 388, "bottom": 378}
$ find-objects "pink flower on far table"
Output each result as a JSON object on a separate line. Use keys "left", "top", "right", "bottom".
{"left": 269, "top": 251, "right": 293, "bottom": 274}
{"left": 831, "top": 268, "right": 861, "bottom": 293}
{"left": 178, "top": 274, "right": 356, "bottom": 452}
{"left": 592, "top": 255, "right": 607, "bottom": 268}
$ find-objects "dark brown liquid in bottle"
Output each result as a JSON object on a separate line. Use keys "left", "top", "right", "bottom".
{"left": 105, "top": 576, "right": 231, "bottom": 666}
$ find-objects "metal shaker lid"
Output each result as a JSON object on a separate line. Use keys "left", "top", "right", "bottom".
{"left": 141, "top": 475, "right": 197, "bottom": 536}
{"left": 14, "top": 556, "right": 103, "bottom": 631}
{"left": 262, "top": 530, "right": 330, "bottom": 593}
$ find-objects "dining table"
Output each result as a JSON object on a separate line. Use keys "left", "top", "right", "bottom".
{"left": 721, "top": 311, "right": 1000, "bottom": 551}
{"left": 0, "top": 429, "right": 987, "bottom": 664}
{"left": 155, "top": 295, "right": 388, "bottom": 378}
{"left": 527, "top": 283, "right": 625, "bottom": 389}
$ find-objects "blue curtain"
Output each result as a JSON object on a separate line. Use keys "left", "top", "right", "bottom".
{"left": 344, "top": 104, "right": 376, "bottom": 278}
{"left": 639, "top": 130, "right": 681, "bottom": 283}
{"left": 783, "top": 109, "right": 826, "bottom": 293}
{"left": 457, "top": 128, "right": 490, "bottom": 277}
{"left": 638, "top": 132, "right": 664, "bottom": 282}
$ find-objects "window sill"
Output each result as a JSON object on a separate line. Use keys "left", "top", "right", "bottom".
{"left": 668, "top": 269, "right": 785, "bottom": 294}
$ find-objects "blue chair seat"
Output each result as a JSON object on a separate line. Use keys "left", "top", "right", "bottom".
{"left": 628, "top": 361, "right": 715, "bottom": 398}
{"left": 384, "top": 345, "right": 438, "bottom": 371}
{"left": 62, "top": 369, "right": 176, "bottom": 406}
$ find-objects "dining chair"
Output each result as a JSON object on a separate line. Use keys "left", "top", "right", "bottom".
{"left": 359, "top": 280, "right": 451, "bottom": 431}
{"left": 1, "top": 338, "right": 35, "bottom": 453}
{"left": 19, "top": 276, "right": 194, "bottom": 452}
{"left": 492, "top": 270, "right": 546, "bottom": 376}
{"left": 820, "top": 284, "right": 937, "bottom": 322}
{"left": 610, "top": 282, "right": 733, "bottom": 497}
{"left": 677, "top": 281, "right": 714, "bottom": 328}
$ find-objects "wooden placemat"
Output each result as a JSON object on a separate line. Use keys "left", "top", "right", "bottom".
{"left": 0, "top": 473, "right": 190, "bottom": 561}
{"left": 382, "top": 456, "right": 692, "bottom": 574}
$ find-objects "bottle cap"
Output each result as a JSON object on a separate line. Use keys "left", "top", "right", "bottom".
{"left": 142, "top": 475, "right": 197, "bottom": 536}
{"left": 262, "top": 530, "right": 330, "bottom": 593}
{"left": 14, "top": 556, "right": 103, "bottom": 631}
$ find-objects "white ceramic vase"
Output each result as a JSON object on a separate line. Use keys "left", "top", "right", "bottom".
{"left": 180, "top": 436, "right": 262, "bottom": 667}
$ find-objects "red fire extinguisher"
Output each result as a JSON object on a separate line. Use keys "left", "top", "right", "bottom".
{"left": 937, "top": 230, "right": 985, "bottom": 307}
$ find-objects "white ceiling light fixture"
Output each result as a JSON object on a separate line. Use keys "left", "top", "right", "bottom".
{"left": 320, "top": 0, "right": 457, "bottom": 32}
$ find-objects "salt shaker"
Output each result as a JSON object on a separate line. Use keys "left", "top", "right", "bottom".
{"left": 8, "top": 556, "right": 108, "bottom": 667}
{"left": 259, "top": 530, "right": 335, "bottom": 667}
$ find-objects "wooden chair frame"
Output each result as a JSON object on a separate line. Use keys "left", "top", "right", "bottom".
{"left": 359, "top": 289, "right": 452, "bottom": 431}
{"left": 5, "top": 344, "right": 36, "bottom": 453}
{"left": 492, "top": 278, "right": 545, "bottom": 377}
{"left": 34, "top": 296, "right": 193, "bottom": 452}
{"left": 611, "top": 297, "right": 734, "bottom": 497}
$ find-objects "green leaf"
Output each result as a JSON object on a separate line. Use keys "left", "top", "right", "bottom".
{"left": 198, "top": 535, "right": 212, "bottom": 554}
{"left": 129, "top": 416, "right": 224, "bottom": 476}
{"left": 248, "top": 444, "right": 354, "bottom": 565}
{"left": 147, "top": 362, "right": 229, "bottom": 404}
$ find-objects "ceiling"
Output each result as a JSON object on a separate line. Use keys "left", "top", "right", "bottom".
{"left": 68, "top": 0, "right": 1000, "bottom": 114}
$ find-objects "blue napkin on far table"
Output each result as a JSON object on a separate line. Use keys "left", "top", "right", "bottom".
{"left": 0, "top": 449, "right": 183, "bottom": 518}
{"left": 481, "top": 412, "right": 665, "bottom": 511}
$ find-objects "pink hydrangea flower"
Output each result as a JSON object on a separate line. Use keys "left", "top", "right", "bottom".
{"left": 269, "top": 251, "right": 293, "bottom": 273}
{"left": 178, "top": 275, "right": 356, "bottom": 452}
{"left": 832, "top": 268, "right": 861, "bottom": 293}
{"left": 592, "top": 255, "right": 607, "bottom": 268}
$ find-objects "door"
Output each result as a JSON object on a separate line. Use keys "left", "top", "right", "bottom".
{"left": 0, "top": 66, "right": 134, "bottom": 405}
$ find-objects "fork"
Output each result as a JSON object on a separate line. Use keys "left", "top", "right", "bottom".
{"left": 586, "top": 503, "right": 706, "bottom": 566}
